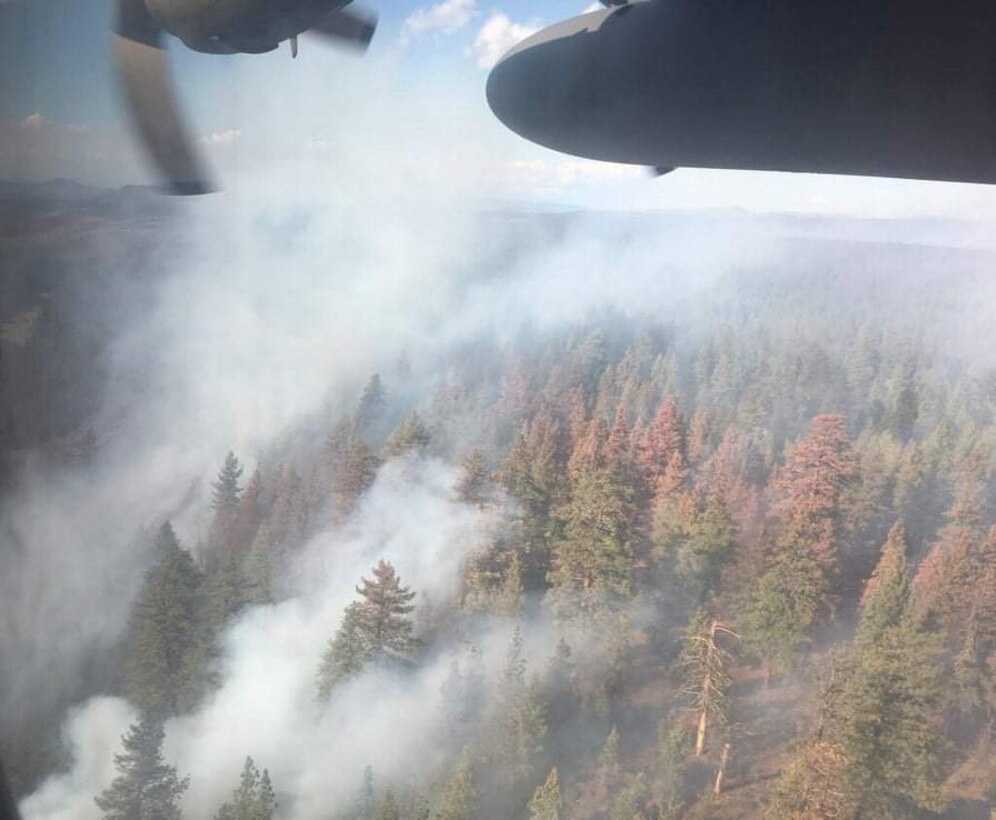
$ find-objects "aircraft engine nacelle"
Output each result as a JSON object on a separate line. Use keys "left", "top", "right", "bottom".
{"left": 143, "top": 0, "right": 341, "bottom": 54}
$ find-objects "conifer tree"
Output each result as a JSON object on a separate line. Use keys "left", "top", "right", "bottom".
{"left": 527, "top": 768, "right": 562, "bottom": 820}
{"left": 679, "top": 613, "right": 735, "bottom": 757}
{"left": 656, "top": 717, "right": 687, "bottom": 818}
{"left": 495, "top": 551, "right": 524, "bottom": 619}
{"left": 204, "top": 545, "right": 254, "bottom": 632}
{"left": 499, "top": 411, "right": 564, "bottom": 587}
{"left": 436, "top": 747, "right": 476, "bottom": 820}
{"left": 384, "top": 411, "right": 431, "bottom": 459}
{"left": 214, "top": 757, "right": 277, "bottom": 820}
{"left": 355, "top": 374, "right": 387, "bottom": 433}
{"left": 213, "top": 452, "right": 244, "bottom": 514}
{"left": 456, "top": 449, "right": 491, "bottom": 507}
{"left": 317, "top": 603, "right": 369, "bottom": 698}
{"left": 771, "top": 413, "right": 856, "bottom": 606}
{"left": 317, "top": 560, "right": 417, "bottom": 697}
{"left": 608, "top": 772, "right": 650, "bottom": 820}
{"left": 686, "top": 408, "right": 710, "bottom": 466}
{"left": 210, "top": 452, "right": 244, "bottom": 553}
{"left": 637, "top": 396, "right": 684, "bottom": 497}
{"left": 839, "top": 522, "right": 948, "bottom": 816}
{"left": 544, "top": 637, "right": 578, "bottom": 734}
{"left": 594, "top": 726, "right": 621, "bottom": 805}
{"left": 329, "top": 430, "right": 380, "bottom": 523}
{"left": 234, "top": 468, "right": 264, "bottom": 555}
{"left": 125, "top": 523, "right": 206, "bottom": 718}
{"left": 741, "top": 415, "right": 856, "bottom": 676}
{"left": 492, "top": 626, "right": 546, "bottom": 791}
{"left": 857, "top": 519, "right": 910, "bottom": 645}
{"left": 353, "top": 559, "right": 418, "bottom": 659}
{"left": 550, "top": 465, "right": 635, "bottom": 617}
{"left": 94, "top": 714, "right": 188, "bottom": 820}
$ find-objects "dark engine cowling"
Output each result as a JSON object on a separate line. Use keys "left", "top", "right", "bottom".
{"left": 144, "top": 0, "right": 347, "bottom": 54}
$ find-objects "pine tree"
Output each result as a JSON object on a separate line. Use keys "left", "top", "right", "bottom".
{"left": 215, "top": 757, "right": 277, "bottom": 820}
{"left": 499, "top": 411, "right": 564, "bottom": 588}
{"left": 329, "top": 429, "right": 380, "bottom": 523}
{"left": 741, "top": 415, "right": 856, "bottom": 676}
{"left": 456, "top": 449, "right": 491, "bottom": 507}
{"left": 316, "top": 560, "right": 418, "bottom": 697}
{"left": 686, "top": 408, "right": 710, "bottom": 466}
{"left": 495, "top": 551, "right": 524, "bottom": 619}
{"left": 210, "top": 451, "right": 244, "bottom": 553}
{"left": 550, "top": 465, "right": 635, "bottom": 617}
{"left": 527, "top": 768, "right": 562, "bottom": 820}
{"left": 857, "top": 520, "right": 910, "bottom": 645}
{"left": 835, "top": 523, "right": 948, "bottom": 816}
{"left": 492, "top": 626, "right": 546, "bottom": 791}
{"left": 317, "top": 603, "right": 369, "bottom": 698}
{"left": 656, "top": 716, "right": 687, "bottom": 819}
{"left": 125, "top": 523, "right": 206, "bottom": 718}
{"left": 679, "top": 612, "right": 736, "bottom": 757}
{"left": 384, "top": 411, "right": 431, "bottom": 459}
{"left": 204, "top": 545, "right": 254, "bottom": 632}
{"left": 212, "top": 452, "right": 244, "bottom": 513}
{"left": 355, "top": 374, "right": 387, "bottom": 433}
{"left": 436, "top": 747, "right": 476, "bottom": 820}
{"left": 637, "top": 396, "right": 684, "bottom": 498}
{"left": 94, "top": 715, "right": 188, "bottom": 820}
{"left": 352, "top": 559, "right": 418, "bottom": 659}
{"left": 771, "top": 413, "right": 856, "bottom": 607}
{"left": 544, "top": 637, "right": 578, "bottom": 734}
{"left": 440, "top": 644, "right": 485, "bottom": 742}
{"left": 608, "top": 772, "right": 650, "bottom": 820}
{"left": 767, "top": 740, "right": 851, "bottom": 820}
{"left": 594, "top": 726, "right": 621, "bottom": 804}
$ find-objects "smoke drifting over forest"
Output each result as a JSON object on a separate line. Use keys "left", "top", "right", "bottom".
{"left": 5, "top": 84, "right": 996, "bottom": 818}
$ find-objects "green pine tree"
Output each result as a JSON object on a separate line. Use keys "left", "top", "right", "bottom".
{"left": 317, "top": 603, "right": 370, "bottom": 699}
{"left": 839, "top": 523, "right": 948, "bottom": 816}
{"left": 94, "top": 714, "right": 188, "bottom": 820}
{"left": 214, "top": 757, "right": 277, "bottom": 820}
{"left": 317, "top": 560, "right": 418, "bottom": 697}
{"left": 492, "top": 626, "right": 546, "bottom": 791}
{"left": 384, "top": 411, "right": 431, "bottom": 459}
{"left": 527, "top": 767, "right": 562, "bottom": 820}
{"left": 436, "top": 747, "right": 476, "bottom": 820}
{"left": 210, "top": 452, "right": 244, "bottom": 553}
{"left": 124, "top": 523, "right": 207, "bottom": 718}
{"left": 550, "top": 467, "right": 635, "bottom": 618}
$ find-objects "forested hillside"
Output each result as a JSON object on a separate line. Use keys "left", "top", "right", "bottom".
{"left": 5, "top": 186, "right": 996, "bottom": 819}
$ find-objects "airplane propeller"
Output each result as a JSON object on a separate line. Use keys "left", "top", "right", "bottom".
{"left": 113, "top": 0, "right": 377, "bottom": 195}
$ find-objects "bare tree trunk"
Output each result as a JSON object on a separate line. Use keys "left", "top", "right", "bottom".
{"left": 695, "top": 709, "right": 708, "bottom": 757}
{"left": 714, "top": 743, "right": 731, "bottom": 795}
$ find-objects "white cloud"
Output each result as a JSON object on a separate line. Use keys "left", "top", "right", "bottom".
{"left": 199, "top": 128, "right": 241, "bottom": 145}
{"left": 582, "top": 2, "right": 603, "bottom": 12}
{"left": 554, "top": 159, "right": 642, "bottom": 184}
{"left": 504, "top": 157, "right": 642, "bottom": 189}
{"left": 401, "top": 0, "right": 477, "bottom": 43}
{"left": 471, "top": 12, "right": 541, "bottom": 69}
{"left": 20, "top": 112, "right": 45, "bottom": 129}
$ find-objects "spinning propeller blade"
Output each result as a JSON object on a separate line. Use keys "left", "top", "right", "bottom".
{"left": 309, "top": 7, "right": 377, "bottom": 50}
{"left": 114, "top": 0, "right": 214, "bottom": 195}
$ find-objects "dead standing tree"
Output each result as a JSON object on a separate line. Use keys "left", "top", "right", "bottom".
{"left": 680, "top": 616, "right": 739, "bottom": 758}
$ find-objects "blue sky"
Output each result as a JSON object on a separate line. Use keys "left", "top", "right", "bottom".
{"left": 5, "top": 0, "right": 996, "bottom": 218}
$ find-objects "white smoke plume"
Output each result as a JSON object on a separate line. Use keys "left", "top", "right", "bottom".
{"left": 22, "top": 458, "right": 501, "bottom": 819}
